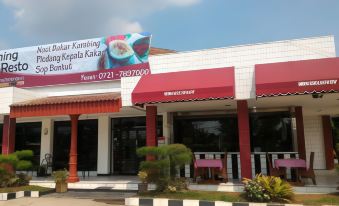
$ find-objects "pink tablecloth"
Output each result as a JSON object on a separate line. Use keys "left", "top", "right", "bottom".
{"left": 194, "top": 159, "right": 223, "bottom": 170}
{"left": 274, "top": 159, "right": 306, "bottom": 169}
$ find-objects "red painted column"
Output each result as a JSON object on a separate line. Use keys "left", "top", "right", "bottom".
{"left": 146, "top": 106, "right": 157, "bottom": 147}
{"left": 295, "top": 106, "right": 306, "bottom": 160}
{"left": 68, "top": 114, "right": 80, "bottom": 183}
{"left": 237, "top": 100, "right": 252, "bottom": 179}
{"left": 2, "top": 115, "right": 16, "bottom": 154}
{"left": 322, "top": 115, "right": 334, "bottom": 170}
{"left": 146, "top": 106, "right": 157, "bottom": 161}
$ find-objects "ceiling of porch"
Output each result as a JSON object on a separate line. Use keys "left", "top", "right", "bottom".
{"left": 152, "top": 93, "right": 339, "bottom": 116}
{"left": 249, "top": 93, "right": 339, "bottom": 116}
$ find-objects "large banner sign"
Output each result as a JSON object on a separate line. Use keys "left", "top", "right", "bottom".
{"left": 0, "top": 32, "right": 151, "bottom": 88}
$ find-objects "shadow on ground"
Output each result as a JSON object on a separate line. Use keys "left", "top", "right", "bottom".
{"left": 43, "top": 190, "right": 136, "bottom": 200}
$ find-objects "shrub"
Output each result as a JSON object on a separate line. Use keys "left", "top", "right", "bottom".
{"left": 12, "top": 173, "right": 32, "bottom": 186}
{"left": 243, "top": 174, "right": 294, "bottom": 203}
{"left": 0, "top": 167, "right": 15, "bottom": 188}
{"left": 14, "top": 150, "right": 34, "bottom": 160}
{"left": 16, "top": 160, "right": 33, "bottom": 171}
{"left": 0, "top": 150, "right": 34, "bottom": 188}
{"left": 167, "top": 178, "right": 189, "bottom": 192}
{"left": 138, "top": 171, "right": 148, "bottom": 183}
{"left": 166, "top": 144, "right": 192, "bottom": 178}
{"left": 52, "top": 169, "right": 68, "bottom": 183}
{"left": 243, "top": 175, "right": 270, "bottom": 202}
{"left": 0, "top": 150, "right": 34, "bottom": 171}
{"left": 0, "top": 154, "right": 18, "bottom": 168}
{"left": 137, "top": 144, "right": 192, "bottom": 192}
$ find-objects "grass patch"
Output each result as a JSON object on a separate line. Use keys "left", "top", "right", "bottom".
{"left": 139, "top": 191, "right": 339, "bottom": 206}
{"left": 294, "top": 193, "right": 339, "bottom": 205}
{"left": 0, "top": 185, "right": 53, "bottom": 193}
{"left": 140, "top": 190, "right": 245, "bottom": 202}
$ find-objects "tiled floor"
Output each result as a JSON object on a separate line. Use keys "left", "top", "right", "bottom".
{"left": 30, "top": 170, "right": 338, "bottom": 194}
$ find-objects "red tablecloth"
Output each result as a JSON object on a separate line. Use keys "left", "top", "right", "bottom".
{"left": 194, "top": 159, "right": 223, "bottom": 170}
{"left": 274, "top": 159, "right": 306, "bottom": 169}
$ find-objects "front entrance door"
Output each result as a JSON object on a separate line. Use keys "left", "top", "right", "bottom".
{"left": 53, "top": 120, "right": 98, "bottom": 171}
{"left": 112, "top": 117, "right": 146, "bottom": 174}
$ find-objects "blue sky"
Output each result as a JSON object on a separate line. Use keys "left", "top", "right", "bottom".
{"left": 0, "top": 0, "right": 338, "bottom": 54}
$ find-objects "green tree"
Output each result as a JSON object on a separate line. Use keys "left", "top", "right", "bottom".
{"left": 137, "top": 144, "right": 192, "bottom": 191}
{"left": 0, "top": 150, "right": 34, "bottom": 187}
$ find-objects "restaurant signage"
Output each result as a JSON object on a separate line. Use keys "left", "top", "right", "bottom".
{"left": 163, "top": 90, "right": 195, "bottom": 96}
{"left": 0, "top": 32, "right": 151, "bottom": 88}
{"left": 298, "top": 79, "right": 337, "bottom": 87}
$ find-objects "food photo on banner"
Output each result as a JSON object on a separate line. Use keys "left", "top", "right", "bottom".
{"left": 0, "top": 32, "right": 152, "bottom": 88}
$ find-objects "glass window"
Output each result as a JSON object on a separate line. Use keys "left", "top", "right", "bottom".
{"left": 53, "top": 120, "right": 98, "bottom": 171}
{"left": 250, "top": 112, "right": 293, "bottom": 152}
{"left": 174, "top": 116, "right": 239, "bottom": 152}
{"left": 112, "top": 116, "right": 162, "bottom": 174}
{"left": 15, "top": 122, "right": 42, "bottom": 166}
{"left": 331, "top": 117, "right": 339, "bottom": 157}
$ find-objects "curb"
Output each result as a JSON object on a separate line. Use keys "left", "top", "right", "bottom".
{"left": 0, "top": 190, "right": 54, "bottom": 201}
{"left": 125, "top": 197, "right": 304, "bottom": 206}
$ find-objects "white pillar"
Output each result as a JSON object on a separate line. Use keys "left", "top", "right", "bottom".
{"left": 40, "top": 118, "right": 54, "bottom": 164}
{"left": 162, "top": 112, "right": 172, "bottom": 145}
{"left": 97, "top": 115, "right": 111, "bottom": 174}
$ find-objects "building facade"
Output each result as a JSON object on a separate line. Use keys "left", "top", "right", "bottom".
{"left": 0, "top": 35, "right": 338, "bottom": 182}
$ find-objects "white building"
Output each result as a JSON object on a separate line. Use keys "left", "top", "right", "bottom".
{"left": 0, "top": 35, "right": 338, "bottom": 183}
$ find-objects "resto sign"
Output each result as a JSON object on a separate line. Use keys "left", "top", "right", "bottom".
{"left": 0, "top": 32, "right": 151, "bottom": 88}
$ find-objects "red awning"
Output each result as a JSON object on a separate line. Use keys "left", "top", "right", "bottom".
{"left": 255, "top": 57, "right": 339, "bottom": 97}
{"left": 132, "top": 67, "right": 235, "bottom": 104}
{"left": 10, "top": 93, "right": 121, "bottom": 118}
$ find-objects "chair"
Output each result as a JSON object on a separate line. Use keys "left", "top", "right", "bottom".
{"left": 78, "top": 159, "right": 91, "bottom": 178}
{"left": 298, "top": 152, "right": 316, "bottom": 185}
{"left": 193, "top": 154, "right": 201, "bottom": 182}
{"left": 266, "top": 153, "right": 286, "bottom": 178}
{"left": 38, "top": 153, "right": 53, "bottom": 176}
{"left": 220, "top": 152, "right": 228, "bottom": 183}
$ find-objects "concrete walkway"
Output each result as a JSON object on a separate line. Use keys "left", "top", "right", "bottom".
{"left": 0, "top": 197, "right": 125, "bottom": 206}
{"left": 0, "top": 190, "right": 135, "bottom": 206}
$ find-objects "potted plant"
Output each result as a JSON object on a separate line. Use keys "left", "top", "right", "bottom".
{"left": 52, "top": 169, "right": 68, "bottom": 193}
{"left": 137, "top": 170, "right": 148, "bottom": 193}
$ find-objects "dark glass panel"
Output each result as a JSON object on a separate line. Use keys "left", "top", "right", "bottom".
{"left": 250, "top": 112, "right": 293, "bottom": 152}
{"left": 15, "top": 122, "right": 42, "bottom": 166}
{"left": 331, "top": 117, "right": 339, "bottom": 157}
{"left": 173, "top": 116, "right": 239, "bottom": 152}
{"left": 53, "top": 121, "right": 70, "bottom": 170}
{"left": 53, "top": 119, "right": 98, "bottom": 171}
{"left": 78, "top": 120, "right": 98, "bottom": 171}
{"left": 112, "top": 116, "right": 162, "bottom": 175}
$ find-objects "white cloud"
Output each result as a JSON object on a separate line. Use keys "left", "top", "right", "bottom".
{"left": 165, "top": 0, "right": 201, "bottom": 6}
{"left": 1, "top": 0, "right": 200, "bottom": 44}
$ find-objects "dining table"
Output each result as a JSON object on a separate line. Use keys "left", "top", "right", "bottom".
{"left": 194, "top": 159, "right": 223, "bottom": 182}
{"left": 274, "top": 158, "right": 307, "bottom": 183}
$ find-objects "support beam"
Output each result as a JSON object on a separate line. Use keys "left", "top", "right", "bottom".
{"left": 68, "top": 114, "right": 80, "bottom": 183}
{"left": 162, "top": 112, "right": 172, "bottom": 145}
{"left": 40, "top": 118, "right": 54, "bottom": 164}
{"left": 146, "top": 106, "right": 157, "bottom": 161}
{"left": 97, "top": 115, "right": 111, "bottom": 174}
{"left": 237, "top": 100, "right": 252, "bottom": 179}
{"left": 146, "top": 106, "right": 157, "bottom": 147}
{"left": 322, "top": 115, "right": 334, "bottom": 170}
{"left": 295, "top": 106, "right": 306, "bottom": 160}
{"left": 2, "top": 115, "right": 16, "bottom": 154}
